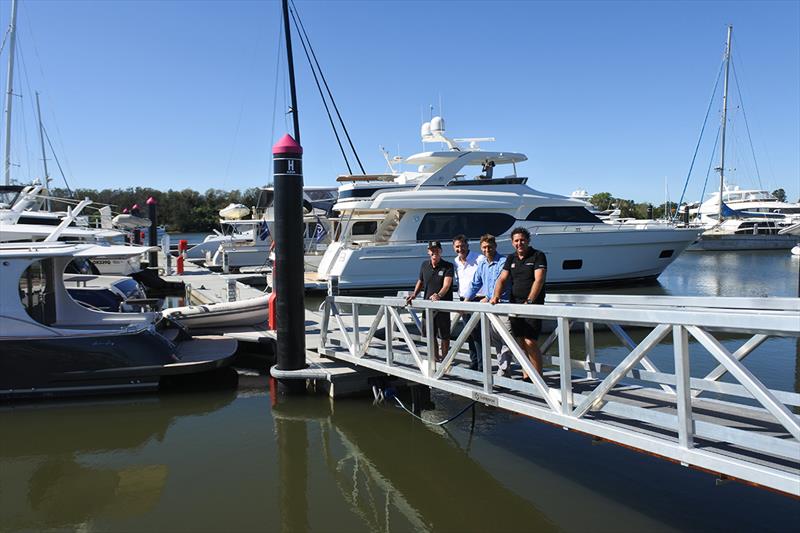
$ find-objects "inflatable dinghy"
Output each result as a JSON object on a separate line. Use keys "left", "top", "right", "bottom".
{"left": 161, "top": 294, "right": 269, "bottom": 330}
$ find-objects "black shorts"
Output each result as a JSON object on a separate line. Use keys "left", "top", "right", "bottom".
{"left": 510, "top": 316, "right": 542, "bottom": 340}
{"left": 422, "top": 311, "right": 451, "bottom": 340}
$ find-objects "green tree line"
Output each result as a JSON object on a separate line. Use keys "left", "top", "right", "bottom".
{"left": 592, "top": 188, "right": 792, "bottom": 219}
{"left": 51, "top": 187, "right": 265, "bottom": 233}
{"left": 47, "top": 186, "right": 793, "bottom": 232}
{"left": 590, "top": 192, "right": 679, "bottom": 219}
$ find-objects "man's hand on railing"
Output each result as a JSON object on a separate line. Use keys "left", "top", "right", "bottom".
{"left": 405, "top": 293, "right": 417, "bottom": 306}
{"left": 489, "top": 296, "right": 500, "bottom": 305}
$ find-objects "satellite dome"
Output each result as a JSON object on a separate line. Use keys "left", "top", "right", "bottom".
{"left": 420, "top": 121, "right": 431, "bottom": 137}
{"left": 430, "top": 116, "right": 445, "bottom": 133}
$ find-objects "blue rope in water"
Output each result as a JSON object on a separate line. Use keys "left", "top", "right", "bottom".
{"left": 673, "top": 60, "right": 725, "bottom": 222}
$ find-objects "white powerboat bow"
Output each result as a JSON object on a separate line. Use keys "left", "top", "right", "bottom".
{"left": 315, "top": 117, "right": 700, "bottom": 291}
{"left": 0, "top": 242, "right": 237, "bottom": 398}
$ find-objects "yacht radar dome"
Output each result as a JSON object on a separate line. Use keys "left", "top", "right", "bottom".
{"left": 430, "top": 116, "right": 445, "bottom": 133}
{"left": 421, "top": 121, "right": 431, "bottom": 138}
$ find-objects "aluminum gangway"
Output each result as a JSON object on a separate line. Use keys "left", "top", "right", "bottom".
{"left": 317, "top": 293, "right": 800, "bottom": 496}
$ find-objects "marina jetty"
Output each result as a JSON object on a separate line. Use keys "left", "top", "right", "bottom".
{"left": 172, "top": 251, "right": 800, "bottom": 497}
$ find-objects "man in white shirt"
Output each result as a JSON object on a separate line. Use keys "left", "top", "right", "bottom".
{"left": 452, "top": 234, "right": 484, "bottom": 370}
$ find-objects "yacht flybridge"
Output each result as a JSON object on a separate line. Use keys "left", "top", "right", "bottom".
{"left": 316, "top": 117, "right": 700, "bottom": 291}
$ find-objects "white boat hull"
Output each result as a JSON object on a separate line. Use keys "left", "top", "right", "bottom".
{"left": 161, "top": 295, "right": 269, "bottom": 329}
{"left": 318, "top": 227, "right": 699, "bottom": 290}
{"left": 89, "top": 254, "right": 144, "bottom": 276}
{"left": 687, "top": 233, "right": 799, "bottom": 251}
{"left": 185, "top": 235, "right": 247, "bottom": 260}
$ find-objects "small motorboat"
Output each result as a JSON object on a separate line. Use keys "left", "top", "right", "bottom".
{"left": 161, "top": 294, "right": 269, "bottom": 330}
{"left": 0, "top": 242, "right": 237, "bottom": 399}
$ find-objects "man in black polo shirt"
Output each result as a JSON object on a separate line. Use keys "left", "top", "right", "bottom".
{"left": 489, "top": 227, "right": 547, "bottom": 377}
{"left": 405, "top": 241, "right": 454, "bottom": 362}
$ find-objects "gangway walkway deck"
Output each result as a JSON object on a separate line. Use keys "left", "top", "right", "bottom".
{"left": 316, "top": 293, "right": 800, "bottom": 496}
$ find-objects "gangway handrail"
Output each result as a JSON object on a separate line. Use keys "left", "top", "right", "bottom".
{"left": 546, "top": 293, "right": 800, "bottom": 312}
{"left": 319, "top": 293, "right": 800, "bottom": 496}
{"left": 330, "top": 295, "right": 799, "bottom": 335}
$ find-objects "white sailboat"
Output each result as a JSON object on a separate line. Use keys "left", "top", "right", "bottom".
{"left": 689, "top": 26, "right": 800, "bottom": 251}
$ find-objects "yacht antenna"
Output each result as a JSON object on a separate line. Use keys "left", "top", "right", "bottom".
{"left": 716, "top": 25, "right": 733, "bottom": 224}
{"left": 3, "top": 0, "right": 19, "bottom": 185}
{"left": 282, "top": 0, "right": 300, "bottom": 143}
{"left": 35, "top": 92, "right": 51, "bottom": 209}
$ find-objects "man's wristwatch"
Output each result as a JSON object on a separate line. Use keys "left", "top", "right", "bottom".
{"left": 526, "top": 299, "right": 534, "bottom": 304}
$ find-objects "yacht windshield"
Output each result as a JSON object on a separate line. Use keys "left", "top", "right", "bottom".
{"left": 0, "top": 186, "right": 23, "bottom": 208}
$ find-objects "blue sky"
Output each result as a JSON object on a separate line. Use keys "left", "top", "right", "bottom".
{"left": 2, "top": 0, "right": 798, "bottom": 204}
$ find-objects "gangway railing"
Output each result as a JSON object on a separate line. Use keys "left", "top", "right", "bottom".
{"left": 318, "top": 293, "right": 800, "bottom": 496}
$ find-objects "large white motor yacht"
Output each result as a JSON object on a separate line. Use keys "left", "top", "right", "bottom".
{"left": 691, "top": 186, "right": 800, "bottom": 224}
{"left": 315, "top": 118, "right": 700, "bottom": 291}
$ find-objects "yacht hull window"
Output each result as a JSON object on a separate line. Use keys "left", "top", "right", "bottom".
{"left": 526, "top": 206, "right": 602, "bottom": 223}
{"left": 659, "top": 249, "right": 674, "bottom": 258}
{"left": 352, "top": 221, "right": 378, "bottom": 236}
{"left": 416, "top": 212, "right": 515, "bottom": 241}
{"left": 562, "top": 259, "right": 583, "bottom": 270}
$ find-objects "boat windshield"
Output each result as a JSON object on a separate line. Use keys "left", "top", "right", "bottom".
{"left": 0, "top": 186, "right": 23, "bottom": 208}
{"left": 19, "top": 259, "right": 57, "bottom": 325}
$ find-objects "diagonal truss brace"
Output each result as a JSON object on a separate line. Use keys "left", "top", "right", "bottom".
{"left": 487, "top": 313, "right": 561, "bottom": 411}
{"left": 573, "top": 324, "right": 672, "bottom": 419}
{"left": 609, "top": 324, "right": 674, "bottom": 394}
{"left": 435, "top": 312, "right": 481, "bottom": 379}
{"left": 386, "top": 306, "right": 426, "bottom": 375}
{"left": 693, "top": 333, "right": 769, "bottom": 397}
{"left": 687, "top": 325, "right": 800, "bottom": 441}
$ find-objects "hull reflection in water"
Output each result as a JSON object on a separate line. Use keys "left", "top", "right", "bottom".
{"left": 0, "top": 391, "right": 236, "bottom": 532}
{"left": 272, "top": 394, "right": 556, "bottom": 532}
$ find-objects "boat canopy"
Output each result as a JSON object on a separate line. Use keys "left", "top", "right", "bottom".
{"left": 405, "top": 151, "right": 527, "bottom": 166}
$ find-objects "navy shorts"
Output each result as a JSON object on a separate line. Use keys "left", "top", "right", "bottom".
{"left": 510, "top": 316, "right": 542, "bottom": 340}
{"left": 422, "top": 311, "right": 451, "bottom": 340}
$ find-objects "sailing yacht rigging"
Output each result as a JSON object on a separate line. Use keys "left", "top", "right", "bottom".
{"left": 687, "top": 26, "right": 799, "bottom": 250}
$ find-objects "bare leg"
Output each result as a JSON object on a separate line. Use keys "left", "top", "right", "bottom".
{"left": 525, "top": 338, "right": 543, "bottom": 375}
{"left": 518, "top": 337, "right": 543, "bottom": 379}
{"left": 440, "top": 339, "right": 450, "bottom": 362}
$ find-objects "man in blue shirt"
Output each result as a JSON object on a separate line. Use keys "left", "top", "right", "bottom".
{"left": 453, "top": 234, "right": 484, "bottom": 370}
{"left": 462, "top": 234, "right": 513, "bottom": 377}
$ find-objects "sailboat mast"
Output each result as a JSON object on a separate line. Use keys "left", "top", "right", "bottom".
{"left": 282, "top": 0, "right": 300, "bottom": 144}
{"left": 35, "top": 92, "right": 50, "bottom": 209}
{"left": 3, "top": 0, "right": 19, "bottom": 185}
{"left": 717, "top": 25, "right": 733, "bottom": 223}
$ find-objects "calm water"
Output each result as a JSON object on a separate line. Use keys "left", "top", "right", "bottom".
{"left": 1, "top": 251, "right": 798, "bottom": 532}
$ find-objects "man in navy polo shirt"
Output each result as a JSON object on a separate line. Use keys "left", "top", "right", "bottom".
{"left": 406, "top": 241, "right": 454, "bottom": 361}
{"left": 490, "top": 227, "right": 547, "bottom": 377}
